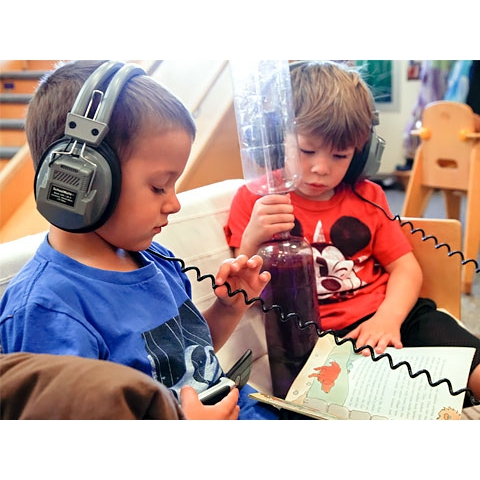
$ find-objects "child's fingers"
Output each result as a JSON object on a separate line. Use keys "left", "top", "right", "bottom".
{"left": 215, "top": 387, "right": 240, "bottom": 420}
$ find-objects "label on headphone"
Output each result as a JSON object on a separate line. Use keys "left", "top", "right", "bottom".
{"left": 48, "top": 184, "right": 77, "bottom": 208}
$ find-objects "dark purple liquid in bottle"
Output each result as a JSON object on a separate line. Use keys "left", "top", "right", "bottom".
{"left": 258, "top": 234, "right": 320, "bottom": 398}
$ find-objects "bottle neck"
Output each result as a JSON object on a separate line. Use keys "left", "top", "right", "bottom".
{"left": 271, "top": 230, "right": 291, "bottom": 241}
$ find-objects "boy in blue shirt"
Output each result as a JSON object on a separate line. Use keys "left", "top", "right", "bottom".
{"left": 0, "top": 60, "right": 278, "bottom": 420}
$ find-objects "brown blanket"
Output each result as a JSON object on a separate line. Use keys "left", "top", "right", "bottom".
{"left": 0, "top": 353, "right": 185, "bottom": 420}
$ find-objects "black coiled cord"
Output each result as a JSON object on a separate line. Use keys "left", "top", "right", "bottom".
{"left": 147, "top": 247, "right": 480, "bottom": 407}
{"left": 352, "top": 185, "right": 480, "bottom": 274}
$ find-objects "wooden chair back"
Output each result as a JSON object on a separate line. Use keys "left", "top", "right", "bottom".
{"left": 400, "top": 217, "right": 462, "bottom": 320}
{"left": 418, "top": 101, "right": 477, "bottom": 190}
{"left": 402, "top": 101, "right": 480, "bottom": 294}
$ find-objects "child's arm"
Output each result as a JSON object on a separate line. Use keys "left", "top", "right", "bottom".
{"left": 202, "top": 254, "right": 270, "bottom": 352}
{"left": 345, "top": 251, "right": 423, "bottom": 355}
{"left": 234, "top": 194, "right": 295, "bottom": 257}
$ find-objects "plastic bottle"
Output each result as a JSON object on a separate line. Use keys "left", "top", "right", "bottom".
{"left": 230, "top": 60, "right": 320, "bottom": 398}
{"left": 257, "top": 232, "right": 321, "bottom": 398}
{"left": 229, "top": 60, "right": 301, "bottom": 195}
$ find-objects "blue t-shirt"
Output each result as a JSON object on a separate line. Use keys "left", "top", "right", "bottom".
{"left": 0, "top": 236, "right": 223, "bottom": 398}
{"left": 0, "top": 236, "right": 279, "bottom": 420}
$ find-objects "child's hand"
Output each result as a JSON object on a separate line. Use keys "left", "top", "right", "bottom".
{"left": 214, "top": 254, "right": 271, "bottom": 309}
{"left": 180, "top": 385, "right": 240, "bottom": 420}
{"left": 345, "top": 314, "right": 403, "bottom": 356}
{"left": 240, "top": 194, "right": 295, "bottom": 257}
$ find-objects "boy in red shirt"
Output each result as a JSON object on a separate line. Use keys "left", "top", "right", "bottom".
{"left": 225, "top": 60, "right": 480, "bottom": 405}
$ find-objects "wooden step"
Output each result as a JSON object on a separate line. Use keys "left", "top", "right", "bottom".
{"left": 0, "top": 60, "right": 61, "bottom": 240}
{"left": 0, "top": 129, "right": 26, "bottom": 146}
{"left": 23, "top": 60, "right": 60, "bottom": 71}
{"left": 0, "top": 111, "right": 27, "bottom": 157}
{"left": 1, "top": 79, "right": 41, "bottom": 94}
{"left": 0, "top": 144, "right": 34, "bottom": 209}
{"left": 0, "top": 118, "right": 25, "bottom": 129}
{"left": 0, "top": 102, "right": 29, "bottom": 119}
{"left": 0, "top": 70, "right": 47, "bottom": 83}
{"left": 0, "top": 69, "right": 49, "bottom": 93}
{"left": 0, "top": 60, "right": 24, "bottom": 70}
{"left": 0, "top": 70, "right": 49, "bottom": 80}
{"left": 0, "top": 93, "right": 33, "bottom": 104}
{"left": 0, "top": 60, "right": 59, "bottom": 71}
{"left": 0, "top": 146, "right": 23, "bottom": 159}
{"left": 0, "top": 93, "right": 34, "bottom": 126}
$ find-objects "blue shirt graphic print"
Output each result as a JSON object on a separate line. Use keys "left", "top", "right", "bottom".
{"left": 142, "top": 298, "right": 222, "bottom": 398}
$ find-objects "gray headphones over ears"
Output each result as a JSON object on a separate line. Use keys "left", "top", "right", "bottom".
{"left": 288, "top": 60, "right": 386, "bottom": 185}
{"left": 343, "top": 109, "right": 385, "bottom": 184}
{"left": 34, "top": 61, "right": 146, "bottom": 233}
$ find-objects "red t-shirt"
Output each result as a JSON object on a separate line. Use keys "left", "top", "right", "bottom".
{"left": 225, "top": 180, "right": 412, "bottom": 331}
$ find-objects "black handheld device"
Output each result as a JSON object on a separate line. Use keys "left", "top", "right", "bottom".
{"left": 199, "top": 349, "right": 253, "bottom": 405}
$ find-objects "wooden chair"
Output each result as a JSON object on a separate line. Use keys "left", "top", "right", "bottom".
{"left": 401, "top": 101, "right": 480, "bottom": 294}
{"left": 400, "top": 217, "right": 462, "bottom": 320}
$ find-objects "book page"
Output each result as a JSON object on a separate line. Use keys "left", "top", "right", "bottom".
{"left": 283, "top": 335, "right": 475, "bottom": 420}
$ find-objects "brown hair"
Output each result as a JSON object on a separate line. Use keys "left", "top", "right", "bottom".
{"left": 289, "top": 60, "right": 374, "bottom": 151}
{"left": 26, "top": 60, "right": 196, "bottom": 168}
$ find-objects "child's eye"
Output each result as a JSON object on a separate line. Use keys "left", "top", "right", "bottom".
{"left": 333, "top": 153, "right": 349, "bottom": 159}
{"left": 300, "top": 148, "right": 315, "bottom": 155}
{"left": 152, "top": 186, "right": 166, "bottom": 194}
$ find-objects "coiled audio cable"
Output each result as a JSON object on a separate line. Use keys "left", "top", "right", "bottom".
{"left": 147, "top": 247, "right": 480, "bottom": 408}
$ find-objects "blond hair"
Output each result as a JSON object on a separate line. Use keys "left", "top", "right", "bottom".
{"left": 290, "top": 60, "right": 374, "bottom": 151}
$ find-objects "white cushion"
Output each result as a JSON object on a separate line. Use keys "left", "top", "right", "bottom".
{"left": 0, "top": 231, "right": 46, "bottom": 299}
{"left": 157, "top": 179, "right": 244, "bottom": 311}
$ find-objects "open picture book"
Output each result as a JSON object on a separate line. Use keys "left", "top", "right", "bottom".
{"left": 250, "top": 334, "right": 475, "bottom": 420}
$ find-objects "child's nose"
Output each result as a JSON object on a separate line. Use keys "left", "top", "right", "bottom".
{"left": 164, "top": 192, "right": 181, "bottom": 214}
{"left": 310, "top": 155, "right": 330, "bottom": 175}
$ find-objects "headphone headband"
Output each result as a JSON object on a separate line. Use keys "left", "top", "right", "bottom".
{"left": 66, "top": 61, "right": 145, "bottom": 147}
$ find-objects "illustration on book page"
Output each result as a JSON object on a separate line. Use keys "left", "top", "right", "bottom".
{"left": 285, "top": 335, "right": 474, "bottom": 420}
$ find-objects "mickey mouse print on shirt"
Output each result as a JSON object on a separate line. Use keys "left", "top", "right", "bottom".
{"left": 310, "top": 216, "right": 372, "bottom": 303}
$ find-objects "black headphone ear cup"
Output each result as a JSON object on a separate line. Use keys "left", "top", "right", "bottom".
{"left": 34, "top": 137, "right": 122, "bottom": 233}
{"left": 343, "top": 134, "right": 371, "bottom": 185}
{"left": 85, "top": 141, "right": 122, "bottom": 231}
